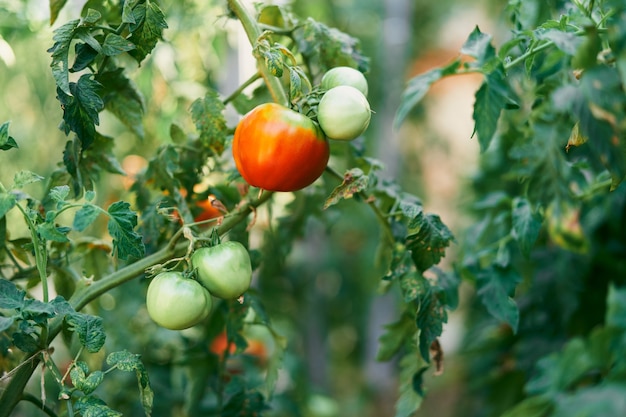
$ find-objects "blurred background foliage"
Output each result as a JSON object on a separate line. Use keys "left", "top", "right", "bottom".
{"left": 3, "top": 0, "right": 626, "bottom": 416}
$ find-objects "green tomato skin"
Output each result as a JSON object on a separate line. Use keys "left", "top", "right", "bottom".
{"left": 317, "top": 85, "right": 371, "bottom": 141}
{"left": 146, "top": 272, "right": 212, "bottom": 330}
{"left": 321, "top": 66, "right": 368, "bottom": 96}
{"left": 191, "top": 241, "right": 253, "bottom": 300}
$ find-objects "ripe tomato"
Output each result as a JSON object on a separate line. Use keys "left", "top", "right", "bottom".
{"left": 146, "top": 272, "right": 212, "bottom": 330}
{"left": 321, "top": 66, "right": 369, "bottom": 97}
{"left": 317, "top": 85, "right": 371, "bottom": 141}
{"left": 194, "top": 195, "right": 224, "bottom": 223}
{"left": 191, "top": 241, "right": 252, "bottom": 299}
{"left": 232, "top": 103, "right": 330, "bottom": 192}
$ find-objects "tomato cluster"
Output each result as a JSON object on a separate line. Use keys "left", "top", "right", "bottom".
{"left": 145, "top": 241, "right": 252, "bottom": 330}
{"left": 231, "top": 66, "right": 371, "bottom": 192}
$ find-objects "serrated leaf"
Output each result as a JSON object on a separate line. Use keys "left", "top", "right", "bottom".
{"left": 0, "top": 279, "right": 26, "bottom": 310}
{"left": 472, "top": 69, "right": 510, "bottom": 152}
{"left": 37, "top": 222, "right": 70, "bottom": 242}
{"left": 102, "top": 33, "right": 135, "bottom": 56}
{"left": 0, "top": 192, "right": 17, "bottom": 219}
{"left": 537, "top": 28, "right": 581, "bottom": 55}
{"left": 0, "top": 121, "right": 18, "bottom": 151}
{"left": 107, "top": 201, "right": 144, "bottom": 260}
{"left": 22, "top": 298, "right": 56, "bottom": 321}
{"left": 324, "top": 168, "right": 368, "bottom": 209}
{"left": 82, "top": 8, "right": 102, "bottom": 25}
{"left": 511, "top": 197, "right": 542, "bottom": 257}
{"left": 96, "top": 69, "right": 144, "bottom": 138}
{"left": 49, "top": 185, "right": 71, "bottom": 208}
{"left": 72, "top": 365, "right": 104, "bottom": 395}
{"left": 190, "top": 90, "right": 228, "bottom": 155}
{"left": 74, "top": 204, "right": 101, "bottom": 232}
{"left": 13, "top": 170, "right": 44, "bottom": 189}
{"left": 377, "top": 313, "right": 415, "bottom": 361}
{"left": 65, "top": 312, "right": 106, "bottom": 353}
{"left": 106, "top": 350, "right": 153, "bottom": 415}
{"left": 416, "top": 288, "right": 447, "bottom": 361}
{"left": 461, "top": 26, "right": 497, "bottom": 66}
{"left": 57, "top": 74, "right": 104, "bottom": 149}
{"left": 395, "top": 349, "right": 426, "bottom": 417}
{"left": 122, "top": 0, "right": 141, "bottom": 24}
{"left": 48, "top": 19, "right": 80, "bottom": 95}
{"left": 71, "top": 42, "right": 99, "bottom": 72}
{"left": 50, "top": 0, "right": 68, "bottom": 25}
{"left": 400, "top": 271, "right": 428, "bottom": 303}
{"left": 475, "top": 265, "right": 521, "bottom": 332}
{"left": 406, "top": 212, "right": 454, "bottom": 272}
{"left": 128, "top": 1, "right": 168, "bottom": 63}
{"left": 394, "top": 68, "right": 442, "bottom": 129}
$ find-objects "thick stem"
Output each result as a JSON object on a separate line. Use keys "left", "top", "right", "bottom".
{"left": 227, "top": 0, "right": 288, "bottom": 106}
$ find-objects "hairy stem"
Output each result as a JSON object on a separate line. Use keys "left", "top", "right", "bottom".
{"left": 227, "top": 0, "right": 288, "bottom": 106}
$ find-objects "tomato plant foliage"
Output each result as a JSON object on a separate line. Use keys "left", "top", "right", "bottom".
{"left": 1, "top": 0, "right": 626, "bottom": 416}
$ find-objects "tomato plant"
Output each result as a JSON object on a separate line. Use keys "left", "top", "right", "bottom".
{"left": 191, "top": 241, "right": 253, "bottom": 300}
{"left": 317, "top": 85, "right": 371, "bottom": 141}
{"left": 232, "top": 103, "right": 329, "bottom": 192}
{"left": 321, "top": 66, "right": 369, "bottom": 96}
{"left": 145, "top": 271, "right": 212, "bottom": 330}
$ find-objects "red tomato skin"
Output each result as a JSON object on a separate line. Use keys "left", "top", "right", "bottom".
{"left": 232, "top": 103, "right": 329, "bottom": 192}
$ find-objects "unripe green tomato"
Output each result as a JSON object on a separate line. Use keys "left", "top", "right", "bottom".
{"left": 317, "top": 85, "right": 371, "bottom": 141}
{"left": 191, "top": 241, "right": 253, "bottom": 300}
{"left": 321, "top": 66, "right": 368, "bottom": 96}
{"left": 146, "top": 272, "right": 212, "bottom": 330}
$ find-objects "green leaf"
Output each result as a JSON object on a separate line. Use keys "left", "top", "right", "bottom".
{"left": 263, "top": 48, "right": 284, "bottom": 77}
{"left": 82, "top": 8, "right": 102, "bottom": 25}
{"left": 102, "top": 33, "right": 136, "bottom": 56}
{"left": 190, "top": 90, "right": 228, "bottom": 155}
{"left": 0, "top": 279, "right": 26, "bottom": 310}
{"left": 537, "top": 28, "right": 581, "bottom": 55}
{"left": 37, "top": 222, "right": 70, "bottom": 243}
{"left": 57, "top": 74, "right": 104, "bottom": 149}
{"left": 73, "top": 367, "right": 104, "bottom": 395}
{"left": 107, "top": 201, "right": 144, "bottom": 260}
{"left": 73, "top": 203, "right": 101, "bottom": 232}
{"left": 0, "top": 121, "right": 18, "bottom": 151}
{"left": 606, "top": 283, "right": 626, "bottom": 329}
{"left": 71, "top": 42, "right": 99, "bottom": 72}
{"left": 0, "top": 192, "right": 17, "bottom": 219}
{"left": 49, "top": 185, "right": 71, "bottom": 208}
{"left": 48, "top": 19, "right": 80, "bottom": 96}
{"left": 106, "top": 350, "right": 153, "bottom": 415}
{"left": 475, "top": 265, "right": 521, "bottom": 332}
{"left": 501, "top": 396, "right": 554, "bottom": 417}
{"left": 169, "top": 123, "right": 186, "bottom": 144}
{"left": 461, "top": 26, "right": 497, "bottom": 66}
{"left": 324, "top": 168, "right": 368, "bottom": 209}
{"left": 122, "top": 0, "right": 141, "bottom": 24}
{"left": 65, "top": 312, "right": 106, "bottom": 353}
{"left": 288, "top": 66, "right": 302, "bottom": 101}
{"left": 13, "top": 170, "right": 44, "bottom": 189}
{"left": 22, "top": 298, "right": 56, "bottom": 321}
{"left": 406, "top": 212, "right": 455, "bottom": 272}
{"left": 394, "top": 68, "right": 442, "bottom": 129}
{"left": 13, "top": 332, "right": 40, "bottom": 353}
{"left": 416, "top": 288, "right": 446, "bottom": 361}
{"left": 49, "top": 0, "right": 68, "bottom": 25}
{"left": 377, "top": 313, "right": 415, "bottom": 361}
{"left": 74, "top": 395, "right": 123, "bottom": 417}
{"left": 394, "top": 348, "right": 426, "bottom": 417}
{"left": 0, "top": 316, "right": 15, "bottom": 332}
{"left": 511, "top": 197, "right": 542, "bottom": 257}
{"left": 128, "top": 0, "right": 168, "bottom": 63}
{"left": 472, "top": 69, "right": 510, "bottom": 152}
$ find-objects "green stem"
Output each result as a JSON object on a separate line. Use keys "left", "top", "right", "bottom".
{"left": 504, "top": 40, "right": 555, "bottom": 70}
{"left": 20, "top": 393, "right": 59, "bottom": 417}
{"left": 15, "top": 204, "right": 49, "bottom": 303}
{"left": 227, "top": 0, "right": 288, "bottom": 106}
{"left": 223, "top": 72, "right": 263, "bottom": 105}
{"left": 0, "top": 192, "right": 272, "bottom": 417}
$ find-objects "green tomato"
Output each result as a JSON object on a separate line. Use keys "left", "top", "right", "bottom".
{"left": 317, "top": 85, "right": 371, "bottom": 141}
{"left": 191, "top": 241, "right": 253, "bottom": 300}
{"left": 321, "top": 66, "right": 368, "bottom": 96}
{"left": 146, "top": 272, "right": 212, "bottom": 330}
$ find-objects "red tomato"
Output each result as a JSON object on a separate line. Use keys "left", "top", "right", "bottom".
{"left": 232, "top": 103, "right": 329, "bottom": 192}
